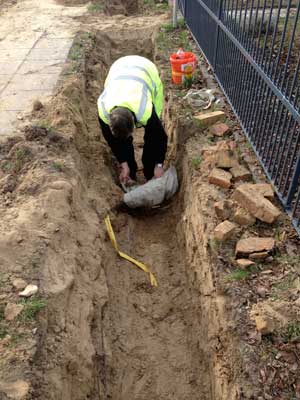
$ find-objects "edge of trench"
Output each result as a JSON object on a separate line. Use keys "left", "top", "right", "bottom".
{"left": 0, "top": 18, "right": 242, "bottom": 400}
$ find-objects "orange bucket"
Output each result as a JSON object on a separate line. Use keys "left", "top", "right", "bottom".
{"left": 170, "top": 51, "right": 197, "bottom": 85}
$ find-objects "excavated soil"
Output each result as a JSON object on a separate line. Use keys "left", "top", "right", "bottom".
{"left": 0, "top": 15, "right": 222, "bottom": 400}
{"left": 1, "top": 4, "right": 300, "bottom": 400}
{"left": 33, "top": 25, "right": 214, "bottom": 400}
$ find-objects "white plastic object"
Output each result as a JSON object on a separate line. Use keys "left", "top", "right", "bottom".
{"left": 123, "top": 166, "right": 178, "bottom": 208}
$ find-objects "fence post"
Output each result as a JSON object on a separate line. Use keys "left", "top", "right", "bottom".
{"left": 213, "top": 0, "right": 223, "bottom": 69}
{"left": 173, "top": 0, "right": 178, "bottom": 28}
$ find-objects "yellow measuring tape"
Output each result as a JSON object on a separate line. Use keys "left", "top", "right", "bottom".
{"left": 104, "top": 215, "right": 158, "bottom": 287}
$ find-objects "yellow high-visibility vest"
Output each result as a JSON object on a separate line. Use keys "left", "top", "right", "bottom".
{"left": 97, "top": 55, "right": 163, "bottom": 126}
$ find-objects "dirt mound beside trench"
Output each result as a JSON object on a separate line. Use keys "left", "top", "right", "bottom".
{"left": 103, "top": 0, "right": 140, "bottom": 16}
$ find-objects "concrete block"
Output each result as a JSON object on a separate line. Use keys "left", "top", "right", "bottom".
{"left": 194, "top": 110, "right": 225, "bottom": 127}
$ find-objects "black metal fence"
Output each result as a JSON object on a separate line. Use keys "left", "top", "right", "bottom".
{"left": 179, "top": 0, "right": 300, "bottom": 232}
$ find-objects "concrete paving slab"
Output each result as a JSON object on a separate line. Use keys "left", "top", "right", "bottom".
{"left": 34, "top": 37, "right": 73, "bottom": 50}
{"left": 0, "top": 61, "right": 23, "bottom": 75}
{"left": 4, "top": 33, "right": 43, "bottom": 45}
{"left": 6, "top": 73, "right": 60, "bottom": 93}
{"left": 0, "top": 39, "right": 37, "bottom": 50}
{"left": 0, "top": 48, "right": 31, "bottom": 61}
{"left": 0, "top": 75, "right": 8, "bottom": 92}
{"left": 0, "top": 0, "right": 87, "bottom": 137}
{"left": 26, "top": 45, "right": 73, "bottom": 60}
{"left": 44, "top": 32, "right": 77, "bottom": 39}
{"left": 18, "top": 60, "right": 66, "bottom": 75}
{"left": 0, "top": 89, "right": 52, "bottom": 111}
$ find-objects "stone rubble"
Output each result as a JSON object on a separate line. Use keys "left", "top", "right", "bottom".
{"left": 209, "top": 168, "right": 232, "bottom": 189}
{"left": 214, "top": 220, "right": 238, "bottom": 241}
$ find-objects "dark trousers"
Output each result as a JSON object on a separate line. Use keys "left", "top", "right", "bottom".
{"left": 98, "top": 108, "right": 167, "bottom": 181}
{"left": 126, "top": 130, "right": 158, "bottom": 181}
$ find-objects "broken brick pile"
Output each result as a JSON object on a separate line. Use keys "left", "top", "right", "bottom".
{"left": 201, "top": 121, "right": 280, "bottom": 269}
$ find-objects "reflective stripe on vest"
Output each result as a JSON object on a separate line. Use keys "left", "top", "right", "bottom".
{"left": 120, "top": 65, "right": 157, "bottom": 97}
{"left": 101, "top": 75, "right": 151, "bottom": 124}
{"left": 100, "top": 89, "right": 109, "bottom": 120}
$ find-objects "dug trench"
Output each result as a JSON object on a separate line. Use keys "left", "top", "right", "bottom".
{"left": 0, "top": 23, "right": 241, "bottom": 400}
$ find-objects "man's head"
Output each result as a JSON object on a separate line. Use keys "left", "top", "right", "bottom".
{"left": 109, "top": 107, "right": 134, "bottom": 139}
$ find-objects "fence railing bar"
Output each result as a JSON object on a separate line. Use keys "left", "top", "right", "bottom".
{"left": 257, "top": 87, "right": 273, "bottom": 151}
{"left": 194, "top": 0, "right": 300, "bottom": 123}
{"left": 265, "top": 0, "right": 283, "bottom": 75}
{"left": 275, "top": 121, "right": 299, "bottom": 189}
{"left": 245, "top": 0, "right": 255, "bottom": 52}
{"left": 184, "top": 0, "right": 300, "bottom": 231}
{"left": 252, "top": 81, "right": 267, "bottom": 143}
{"left": 283, "top": 124, "right": 300, "bottom": 196}
{"left": 256, "top": 86, "right": 272, "bottom": 150}
{"left": 242, "top": 0, "right": 250, "bottom": 45}
{"left": 281, "top": 2, "right": 300, "bottom": 92}
{"left": 287, "top": 154, "right": 300, "bottom": 206}
{"left": 272, "top": 0, "right": 292, "bottom": 83}
{"left": 259, "top": 0, "right": 275, "bottom": 66}
{"left": 249, "top": 0, "right": 261, "bottom": 55}
{"left": 253, "top": 0, "right": 267, "bottom": 61}
{"left": 262, "top": 94, "right": 278, "bottom": 160}
{"left": 273, "top": 113, "right": 293, "bottom": 181}
{"left": 291, "top": 184, "right": 300, "bottom": 217}
{"left": 266, "top": 103, "right": 286, "bottom": 170}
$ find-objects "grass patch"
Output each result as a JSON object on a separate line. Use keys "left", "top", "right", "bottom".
{"left": 1, "top": 161, "right": 14, "bottom": 172}
{"left": 69, "top": 42, "right": 84, "bottom": 61}
{"left": 34, "top": 119, "right": 55, "bottom": 133}
{"left": 272, "top": 273, "right": 298, "bottom": 294}
{"left": 0, "top": 305, "right": 5, "bottom": 322}
{"left": 31, "top": 254, "right": 41, "bottom": 269}
{"left": 283, "top": 322, "right": 300, "bottom": 341}
{"left": 207, "top": 136, "right": 216, "bottom": 144}
{"left": 161, "top": 18, "right": 186, "bottom": 32}
{"left": 209, "top": 238, "right": 221, "bottom": 253}
{"left": 225, "top": 269, "right": 250, "bottom": 281}
{"left": 157, "top": 18, "right": 192, "bottom": 55}
{"left": 244, "top": 141, "right": 252, "bottom": 150}
{"left": 9, "top": 332, "right": 26, "bottom": 347}
{"left": 0, "top": 305, "right": 8, "bottom": 339}
{"left": 51, "top": 161, "right": 65, "bottom": 172}
{"left": 191, "top": 156, "right": 202, "bottom": 169}
{"left": 88, "top": 2, "right": 103, "bottom": 13}
{"left": 63, "top": 61, "right": 81, "bottom": 75}
{"left": 144, "top": 0, "right": 169, "bottom": 11}
{"left": 178, "top": 30, "right": 193, "bottom": 51}
{"left": 277, "top": 254, "right": 300, "bottom": 268}
{"left": 1, "top": 147, "right": 31, "bottom": 173}
{"left": 14, "top": 148, "right": 28, "bottom": 172}
{"left": 19, "top": 297, "right": 46, "bottom": 321}
{"left": 0, "top": 324, "right": 8, "bottom": 339}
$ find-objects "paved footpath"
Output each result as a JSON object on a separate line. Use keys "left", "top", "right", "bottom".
{"left": 0, "top": 0, "right": 87, "bottom": 137}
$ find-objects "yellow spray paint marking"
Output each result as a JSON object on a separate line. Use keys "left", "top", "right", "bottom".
{"left": 104, "top": 215, "right": 158, "bottom": 287}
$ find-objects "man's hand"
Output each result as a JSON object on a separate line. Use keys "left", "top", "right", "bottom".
{"left": 154, "top": 164, "right": 164, "bottom": 179}
{"left": 119, "top": 162, "right": 130, "bottom": 183}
